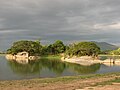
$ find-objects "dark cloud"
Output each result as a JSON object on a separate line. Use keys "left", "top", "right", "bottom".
{"left": 0, "top": 0, "right": 120, "bottom": 51}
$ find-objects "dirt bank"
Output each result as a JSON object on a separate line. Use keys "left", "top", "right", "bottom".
{"left": 0, "top": 73, "right": 120, "bottom": 90}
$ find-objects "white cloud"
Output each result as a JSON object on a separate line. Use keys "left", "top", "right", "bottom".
{"left": 94, "top": 22, "right": 120, "bottom": 30}
{"left": 109, "top": 23, "right": 120, "bottom": 29}
{"left": 0, "top": 29, "right": 28, "bottom": 34}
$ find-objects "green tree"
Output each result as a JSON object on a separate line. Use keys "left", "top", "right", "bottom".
{"left": 110, "top": 48, "right": 120, "bottom": 55}
{"left": 41, "top": 40, "right": 66, "bottom": 55}
{"left": 66, "top": 42, "right": 100, "bottom": 57}
{"left": 52, "top": 40, "right": 66, "bottom": 54}
{"left": 7, "top": 40, "right": 42, "bottom": 56}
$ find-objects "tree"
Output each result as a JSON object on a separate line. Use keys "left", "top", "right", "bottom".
{"left": 7, "top": 40, "right": 67, "bottom": 56}
{"left": 110, "top": 48, "right": 120, "bottom": 55}
{"left": 7, "top": 40, "right": 42, "bottom": 56}
{"left": 65, "top": 42, "right": 100, "bottom": 57}
{"left": 41, "top": 40, "right": 66, "bottom": 55}
{"left": 52, "top": 40, "right": 66, "bottom": 54}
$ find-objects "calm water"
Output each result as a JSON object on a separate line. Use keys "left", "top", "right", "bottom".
{"left": 1, "top": 55, "right": 120, "bottom": 80}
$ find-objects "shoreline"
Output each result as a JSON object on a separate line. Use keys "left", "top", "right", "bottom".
{"left": 0, "top": 72, "right": 120, "bottom": 90}
{"left": 61, "top": 56, "right": 101, "bottom": 66}
{"left": 4, "top": 53, "right": 120, "bottom": 66}
{"left": 61, "top": 56, "right": 120, "bottom": 66}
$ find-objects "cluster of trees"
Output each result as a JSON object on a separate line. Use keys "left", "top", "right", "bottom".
{"left": 109, "top": 48, "right": 120, "bottom": 55}
{"left": 7, "top": 40, "right": 100, "bottom": 57}
{"left": 41, "top": 40, "right": 66, "bottom": 55}
{"left": 7, "top": 40, "right": 42, "bottom": 56}
{"left": 65, "top": 42, "right": 100, "bottom": 57}
{"left": 7, "top": 40, "right": 66, "bottom": 56}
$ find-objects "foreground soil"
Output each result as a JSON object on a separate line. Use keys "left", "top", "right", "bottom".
{"left": 0, "top": 73, "right": 120, "bottom": 90}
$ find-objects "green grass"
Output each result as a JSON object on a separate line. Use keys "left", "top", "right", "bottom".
{"left": 28, "top": 72, "right": 120, "bottom": 84}
{"left": 40, "top": 55, "right": 61, "bottom": 60}
{"left": 19, "top": 74, "right": 97, "bottom": 85}
{"left": 0, "top": 54, "right": 5, "bottom": 56}
{"left": 0, "top": 75, "right": 96, "bottom": 87}
{"left": 109, "top": 77, "right": 120, "bottom": 83}
{"left": 1, "top": 72, "right": 120, "bottom": 88}
{"left": 90, "top": 73, "right": 120, "bottom": 87}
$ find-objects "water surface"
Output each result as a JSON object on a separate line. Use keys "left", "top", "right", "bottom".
{"left": 0, "top": 55, "right": 120, "bottom": 80}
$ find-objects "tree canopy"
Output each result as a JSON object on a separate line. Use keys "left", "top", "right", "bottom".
{"left": 7, "top": 40, "right": 101, "bottom": 57}
{"left": 65, "top": 42, "right": 100, "bottom": 57}
{"left": 41, "top": 40, "right": 66, "bottom": 55}
{"left": 52, "top": 40, "right": 66, "bottom": 54}
{"left": 7, "top": 40, "right": 66, "bottom": 56}
{"left": 7, "top": 40, "right": 42, "bottom": 55}
{"left": 109, "top": 48, "right": 120, "bottom": 55}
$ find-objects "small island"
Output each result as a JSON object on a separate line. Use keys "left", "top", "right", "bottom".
{"left": 5, "top": 40, "right": 99, "bottom": 65}
{"left": 6, "top": 40, "right": 66, "bottom": 64}
{"left": 5, "top": 40, "right": 120, "bottom": 65}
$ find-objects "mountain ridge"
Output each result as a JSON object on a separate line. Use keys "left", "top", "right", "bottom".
{"left": 91, "top": 41, "right": 119, "bottom": 51}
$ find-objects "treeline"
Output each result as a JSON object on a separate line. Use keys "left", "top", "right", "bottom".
{"left": 98, "top": 48, "right": 120, "bottom": 55}
{"left": 0, "top": 51, "right": 5, "bottom": 54}
{"left": 109, "top": 48, "right": 120, "bottom": 55}
{"left": 7, "top": 40, "right": 101, "bottom": 57}
{"left": 7, "top": 40, "right": 66, "bottom": 56}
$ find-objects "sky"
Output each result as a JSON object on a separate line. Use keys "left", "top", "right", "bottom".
{"left": 0, "top": 0, "right": 120, "bottom": 51}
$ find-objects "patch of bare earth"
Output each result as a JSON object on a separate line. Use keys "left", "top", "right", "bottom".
{"left": 0, "top": 75, "right": 120, "bottom": 90}
{"left": 84, "top": 83, "right": 120, "bottom": 90}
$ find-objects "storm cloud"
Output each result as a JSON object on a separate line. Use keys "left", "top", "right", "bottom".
{"left": 0, "top": 0, "right": 120, "bottom": 51}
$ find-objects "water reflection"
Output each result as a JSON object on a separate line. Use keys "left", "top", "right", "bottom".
{"left": 7, "top": 58, "right": 101, "bottom": 76}
{"left": 99, "top": 55, "right": 120, "bottom": 60}
{"left": 39, "top": 59, "right": 66, "bottom": 75}
{"left": 7, "top": 60, "right": 42, "bottom": 75}
{"left": 66, "top": 63, "right": 100, "bottom": 74}
{"left": 99, "top": 55, "right": 120, "bottom": 66}
{"left": 15, "top": 59, "right": 29, "bottom": 64}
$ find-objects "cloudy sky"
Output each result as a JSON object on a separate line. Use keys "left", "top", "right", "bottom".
{"left": 0, "top": 0, "right": 120, "bottom": 51}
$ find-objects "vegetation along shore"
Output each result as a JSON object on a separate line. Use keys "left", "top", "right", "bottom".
{"left": 6, "top": 40, "right": 120, "bottom": 65}
{"left": 2, "top": 40, "right": 120, "bottom": 89}
{"left": 0, "top": 72, "right": 120, "bottom": 90}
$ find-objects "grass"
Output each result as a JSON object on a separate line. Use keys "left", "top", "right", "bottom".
{"left": 1, "top": 72, "right": 120, "bottom": 89}
{"left": 108, "top": 76, "right": 120, "bottom": 83}
{"left": 40, "top": 55, "right": 61, "bottom": 60}
{"left": 93, "top": 80, "right": 113, "bottom": 87}
{"left": 8, "top": 73, "right": 120, "bottom": 83}
{"left": 0, "top": 54, "right": 6, "bottom": 56}
{"left": 90, "top": 73, "right": 120, "bottom": 87}
{"left": 0, "top": 74, "right": 89, "bottom": 82}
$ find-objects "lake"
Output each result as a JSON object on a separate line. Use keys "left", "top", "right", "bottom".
{"left": 0, "top": 55, "right": 120, "bottom": 81}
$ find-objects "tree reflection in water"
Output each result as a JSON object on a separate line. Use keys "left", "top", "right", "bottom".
{"left": 7, "top": 60, "right": 42, "bottom": 75}
{"left": 7, "top": 59, "right": 101, "bottom": 77}
{"left": 66, "top": 63, "right": 100, "bottom": 74}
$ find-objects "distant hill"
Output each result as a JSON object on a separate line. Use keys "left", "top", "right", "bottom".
{"left": 91, "top": 41, "right": 119, "bottom": 51}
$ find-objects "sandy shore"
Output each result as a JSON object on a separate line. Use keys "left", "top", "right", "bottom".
{"left": 61, "top": 56, "right": 100, "bottom": 66}
{"left": 61, "top": 56, "right": 120, "bottom": 66}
